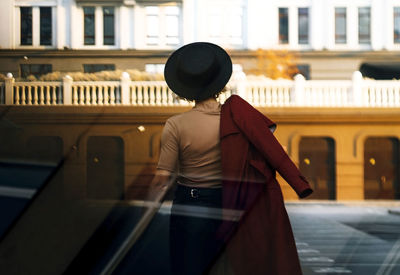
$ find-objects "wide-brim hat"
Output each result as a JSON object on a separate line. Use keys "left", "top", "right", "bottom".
{"left": 164, "top": 42, "right": 232, "bottom": 101}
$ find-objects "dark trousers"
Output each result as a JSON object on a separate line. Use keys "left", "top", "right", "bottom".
{"left": 170, "top": 185, "right": 222, "bottom": 275}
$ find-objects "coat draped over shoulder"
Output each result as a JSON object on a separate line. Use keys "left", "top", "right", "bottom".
{"left": 218, "top": 95, "right": 312, "bottom": 275}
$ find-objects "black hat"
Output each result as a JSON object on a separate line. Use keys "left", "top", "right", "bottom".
{"left": 164, "top": 42, "right": 232, "bottom": 101}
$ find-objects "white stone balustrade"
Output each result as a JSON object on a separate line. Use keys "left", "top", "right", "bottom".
{"left": 2, "top": 72, "right": 400, "bottom": 107}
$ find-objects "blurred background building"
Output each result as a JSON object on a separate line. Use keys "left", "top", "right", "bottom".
{"left": 1, "top": 0, "right": 400, "bottom": 79}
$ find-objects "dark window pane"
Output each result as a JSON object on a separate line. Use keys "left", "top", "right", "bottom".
{"left": 298, "top": 8, "right": 309, "bottom": 44}
{"left": 394, "top": 7, "right": 400, "bottom": 43}
{"left": 20, "top": 64, "right": 52, "bottom": 78}
{"left": 297, "top": 64, "right": 311, "bottom": 79}
{"left": 83, "top": 64, "right": 115, "bottom": 73}
{"left": 21, "top": 7, "right": 32, "bottom": 45}
{"left": 40, "top": 7, "right": 52, "bottom": 45}
{"left": 335, "top": 7, "right": 346, "bottom": 44}
{"left": 359, "top": 7, "right": 371, "bottom": 44}
{"left": 84, "top": 7, "right": 95, "bottom": 45}
{"left": 103, "top": 7, "right": 115, "bottom": 45}
{"left": 279, "top": 8, "right": 289, "bottom": 44}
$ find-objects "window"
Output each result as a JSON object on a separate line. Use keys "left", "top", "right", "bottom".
{"left": 279, "top": 8, "right": 289, "bottom": 44}
{"left": 83, "top": 64, "right": 115, "bottom": 73}
{"left": 40, "top": 7, "right": 52, "bottom": 45}
{"left": 84, "top": 7, "right": 95, "bottom": 45}
{"left": 358, "top": 7, "right": 371, "bottom": 44}
{"left": 20, "top": 7, "right": 32, "bottom": 45}
{"left": 146, "top": 7, "right": 160, "bottom": 45}
{"left": 207, "top": 6, "right": 244, "bottom": 47}
{"left": 20, "top": 64, "right": 52, "bottom": 78}
{"left": 145, "top": 64, "right": 165, "bottom": 74}
{"left": 394, "top": 7, "right": 400, "bottom": 43}
{"left": 103, "top": 7, "right": 115, "bottom": 45}
{"left": 165, "top": 6, "right": 179, "bottom": 45}
{"left": 298, "top": 8, "right": 309, "bottom": 44}
{"left": 145, "top": 6, "right": 180, "bottom": 46}
{"left": 297, "top": 64, "right": 311, "bottom": 80}
{"left": 335, "top": 7, "right": 346, "bottom": 44}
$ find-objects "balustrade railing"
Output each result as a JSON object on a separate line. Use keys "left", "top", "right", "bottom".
{"left": 13, "top": 82, "right": 63, "bottom": 105}
{"left": 2, "top": 71, "right": 400, "bottom": 107}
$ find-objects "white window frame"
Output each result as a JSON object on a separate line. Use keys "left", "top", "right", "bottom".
{"left": 141, "top": 5, "right": 182, "bottom": 49}
{"left": 77, "top": 5, "right": 119, "bottom": 49}
{"left": 14, "top": 3, "right": 57, "bottom": 49}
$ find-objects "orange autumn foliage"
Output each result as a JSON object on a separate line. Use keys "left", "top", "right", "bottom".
{"left": 250, "top": 49, "right": 299, "bottom": 79}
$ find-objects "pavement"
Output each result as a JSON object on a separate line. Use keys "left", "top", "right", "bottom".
{"left": 286, "top": 202, "right": 400, "bottom": 275}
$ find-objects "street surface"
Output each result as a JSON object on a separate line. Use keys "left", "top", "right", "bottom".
{"left": 287, "top": 202, "right": 400, "bottom": 275}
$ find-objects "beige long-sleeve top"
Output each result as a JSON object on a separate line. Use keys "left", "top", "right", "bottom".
{"left": 157, "top": 98, "right": 222, "bottom": 188}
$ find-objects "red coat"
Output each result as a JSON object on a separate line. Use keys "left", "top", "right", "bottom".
{"left": 218, "top": 95, "right": 313, "bottom": 275}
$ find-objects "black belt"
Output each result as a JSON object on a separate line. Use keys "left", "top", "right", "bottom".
{"left": 177, "top": 184, "right": 221, "bottom": 199}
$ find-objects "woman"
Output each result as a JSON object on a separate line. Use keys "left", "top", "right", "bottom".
{"left": 154, "top": 42, "right": 313, "bottom": 275}
{"left": 154, "top": 42, "right": 230, "bottom": 275}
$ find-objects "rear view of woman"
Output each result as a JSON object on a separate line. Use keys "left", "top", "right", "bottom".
{"left": 154, "top": 42, "right": 313, "bottom": 275}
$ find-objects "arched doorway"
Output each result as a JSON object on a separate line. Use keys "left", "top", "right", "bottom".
{"left": 364, "top": 137, "right": 400, "bottom": 199}
{"left": 87, "top": 136, "right": 124, "bottom": 200}
{"left": 299, "top": 137, "right": 336, "bottom": 200}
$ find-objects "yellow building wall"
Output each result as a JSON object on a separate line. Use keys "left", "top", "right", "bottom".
{"left": 1, "top": 105, "right": 400, "bottom": 201}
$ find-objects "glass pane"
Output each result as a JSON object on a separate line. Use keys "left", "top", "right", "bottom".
{"left": 298, "top": 8, "right": 309, "bottom": 44}
{"left": 335, "top": 7, "right": 346, "bottom": 44}
{"left": 20, "top": 64, "right": 52, "bottom": 78}
{"left": 84, "top": 7, "right": 95, "bottom": 45}
{"left": 359, "top": 7, "right": 371, "bottom": 44}
{"left": 394, "top": 7, "right": 400, "bottom": 43}
{"left": 166, "top": 15, "right": 179, "bottom": 37}
{"left": 279, "top": 8, "right": 289, "bottom": 44}
{"left": 40, "top": 7, "right": 52, "bottom": 46}
{"left": 146, "top": 14, "right": 159, "bottom": 45}
{"left": 230, "top": 14, "right": 242, "bottom": 38}
{"left": 83, "top": 64, "right": 115, "bottom": 73}
{"left": 103, "top": 7, "right": 115, "bottom": 45}
{"left": 209, "top": 14, "right": 222, "bottom": 37}
{"left": 165, "top": 6, "right": 179, "bottom": 15}
{"left": 20, "top": 7, "right": 32, "bottom": 45}
{"left": 146, "top": 6, "right": 159, "bottom": 15}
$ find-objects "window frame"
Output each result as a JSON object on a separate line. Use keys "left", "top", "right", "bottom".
{"left": 40, "top": 7, "right": 52, "bottom": 46}
{"left": 358, "top": 7, "right": 371, "bottom": 45}
{"left": 394, "top": 7, "right": 400, "bottom": 44}
{"left": 20, "top": 7, "right": 33, "bottom": 46}
{"left": 144, "top": 5, "right": 182, "bottom": 48}
{"left": 298, "top": 7, "right": 309, "bottom": 45}
{"left": 335, "top": 7, "right": 347, "bottom": 45}
{"left": 83, "top": 6, "right": 96, "bottom": 46}
{"left": 278, "top": 7, "right": 289, "bottom": 44}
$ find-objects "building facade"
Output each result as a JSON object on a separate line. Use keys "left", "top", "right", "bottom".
{"left": 1, "top": 0, "right": 400, "bottom": 79}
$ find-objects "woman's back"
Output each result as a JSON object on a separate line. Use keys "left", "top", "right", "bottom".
{"left": 157, "top": 98, "right": 222, "bottom": 188}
